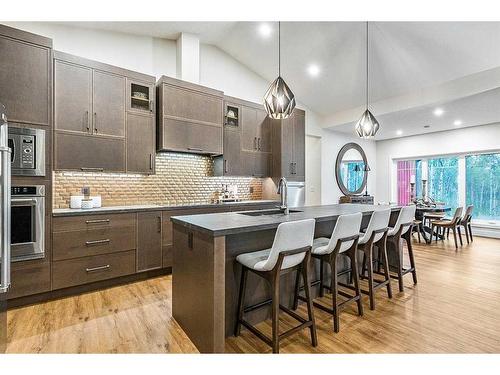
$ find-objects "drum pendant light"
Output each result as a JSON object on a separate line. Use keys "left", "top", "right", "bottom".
{"left": 263, "top": 21, "right": 296, "bottom": 119}
{"left": 355, "top": 22, "right": 380, "bottom": 138}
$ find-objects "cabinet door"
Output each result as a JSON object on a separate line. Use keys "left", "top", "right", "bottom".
{"left": 137, "top": 212, "right": 163, "bottom": 272}
{"left": 127, "top": 79, "right": 154, "bottom": 114}
{"left": 281, "top": 116, "right": 295, "bottom": 179}
{"left": 241, "top": 106, "right": 258, "bottom": 152}
{"left": 292, "top": 111, "right": 306, "bottom": 180}
{"left": 253, "top": 152, "right": 271, "bottom": 178}
{"left": 54, "top": 60, "right": 92, "bottom": 134}
{"left": 223, "top": 129, "right": 244, "bottom": 176}
{"left": 93, "top": 70, "right": 126, "bottom": 137}
{"left": 257, "top": 109, "right": 272, "bottom": 152}
{"left": 126, "top": 113, "right": 155, "bottom": 174}
{"left": 55, "top": 132, "right": 125, "bottom": 172}
{"left": 0, "top": 36, "right": 51, "bottom": 126}
{"left": 161, "top": 118, "right": 222, "bottom": 154}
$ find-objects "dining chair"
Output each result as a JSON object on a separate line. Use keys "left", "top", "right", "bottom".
{"left": 457, "top": 205, "right": 474, "bottom": 244}
{"left": 431, "top": 207, "right": 464, "bottom": 250}
{"left": 234, "top": 219, "right": 317, "bottom": 353}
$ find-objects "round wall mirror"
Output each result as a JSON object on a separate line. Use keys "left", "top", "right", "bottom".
{"left": 335, "top": 143, "right": 369, "bottom": 196}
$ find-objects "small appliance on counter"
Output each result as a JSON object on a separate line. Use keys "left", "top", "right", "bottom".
{"left": 215, "top": 184, "right": 240, "bottom": 203}
{"left": 70, "top": 186, "right": 102, "bottom": 209}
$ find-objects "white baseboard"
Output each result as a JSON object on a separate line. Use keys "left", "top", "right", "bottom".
{"left": 471, "top": 225, "right": 500, "bottom": 239}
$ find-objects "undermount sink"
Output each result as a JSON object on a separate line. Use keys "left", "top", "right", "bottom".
{"left": 238, "top": 209, "right": 303, "bottom": 216}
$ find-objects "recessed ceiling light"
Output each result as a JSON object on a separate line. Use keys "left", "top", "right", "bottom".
{"left": 258, "top": 23, "right": 272, "bottom": 38}
{"left": 307, "top": 64, "right": 320, "bottom": 77}
{"left": 424, "top": 125, "right": 431, "bottom": 128}
{"left": 396, "top": 130, "right": 403, "bottom": 136}
{"left": 433, "top": 108, "right": 444, "bottom": 117}
{"left": 453, "top": 120, "right": 463, "bottom": 126}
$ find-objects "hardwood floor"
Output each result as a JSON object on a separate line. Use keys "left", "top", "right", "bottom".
{"left": 6, "top": 236, "right": 500, "bottom": 353}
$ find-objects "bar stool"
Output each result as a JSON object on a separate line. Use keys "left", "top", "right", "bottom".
{"left": 359, "top": 209, "right": 392, "bottom": 310}
{"left": 234, "top": 219, "right": 317, "bottom": 353}
{"left": 294, "top": 213, "right": 363, "bottom": 333}
{"left": 386, "top": 205, "right": 417, "bottom": 292}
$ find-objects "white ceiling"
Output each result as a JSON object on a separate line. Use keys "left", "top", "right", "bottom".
{"left": 60, "top": 21, "right": 500, "bottom": 139}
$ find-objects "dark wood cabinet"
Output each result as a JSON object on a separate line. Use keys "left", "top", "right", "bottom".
{"left": 137, "top": 212, "right": 163, "bottom": 272}
{"left": 272, "top": 109, "right": 306, "bottom": 181}
{"left": 126, "top": 112, "right": 155, "bottom": 174}
{"left": 0, "top": 25, "right": 52, "bottom": 127}
{"left": 54, "top": 60, "right": 92, "bottom": 134}
{"left": 54, "top": 51, "right": 155, "bottom": 173}
{"left": 92, "top": 70, "right": 126, "bottom": 137}
{"left": 157, "top": 76, "right": 223, "bottom": 155}
{"left": 7, "top": 261, "right": 51, "bottom": 300}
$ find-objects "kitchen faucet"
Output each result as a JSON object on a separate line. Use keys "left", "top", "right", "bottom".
{"left": 277, "top": 177, "right": 289, "bottom": 215}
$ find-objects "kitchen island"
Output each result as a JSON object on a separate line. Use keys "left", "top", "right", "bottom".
{"left": 171, "top": 204, "right": 401, "bottom": 353}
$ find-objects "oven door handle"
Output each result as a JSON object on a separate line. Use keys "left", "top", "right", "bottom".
{"left": 11, "top": 198, "right": 37, "bottom": 206}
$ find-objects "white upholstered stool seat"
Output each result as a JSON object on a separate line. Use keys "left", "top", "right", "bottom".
{"left": 236, "top": 248, "right": 306, "bottom": 271}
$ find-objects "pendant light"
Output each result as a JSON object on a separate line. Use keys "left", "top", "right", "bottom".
{"left": 263, "top": 21, "right": 296, "bottom": 119}
{"left": 355, "top": 21, "right": 380, "bottom": 138}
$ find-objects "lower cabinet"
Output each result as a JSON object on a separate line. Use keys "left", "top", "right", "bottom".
{"left": 7, "top": 261, "right": 51, "bottom": 300}
{"left": 137, "top": 211, "right": 163, "bottom": 272}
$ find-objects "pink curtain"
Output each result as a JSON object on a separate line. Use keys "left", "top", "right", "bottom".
{"left": 397, "top": 161, "right": 415, "bottom": 205}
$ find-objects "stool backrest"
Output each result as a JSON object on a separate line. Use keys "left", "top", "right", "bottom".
{"left": 364, "top": 208, "right": 391, "bottom": 243}
{"left": 260, "top": 219, "right": 316, "bottom": 271}
{"left": 326, "top": 213, "right": 362, "bottom": 254}
{"left": 451, "top": 207, "right": 464, "bottom": 224}
{"left": 393, "top": 205, "right": 416, "bottom": 236}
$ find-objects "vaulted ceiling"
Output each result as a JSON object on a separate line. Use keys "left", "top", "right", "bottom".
{"left": 59, "top": 21, "right": 500, "bottom": 139}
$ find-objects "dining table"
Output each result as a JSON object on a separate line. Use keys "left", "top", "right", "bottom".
{"left": 415, "top": 205, "right": 452, "bottom": 244}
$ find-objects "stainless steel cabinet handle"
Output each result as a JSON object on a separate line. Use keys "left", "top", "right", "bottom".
{"left": 254, "top": 137, "right": 257, "bottom": 150}
{"left": 85, "top": 219, "right": 110, "bottom": 224}
{"left": 0, "top": 144, "right": 11, "bottom": 294}
{"left": 85, "top": 239, "right": 110, "bottom": 246}
{"left": 157, "top": 216, "right": 161, "bottom": 233}
{"left": 86, "top": 265, "right": 110, "bottom": 273}
{"left": 258, "top": 137, "right": 261, "bottom": 150}
{"left": 93, "top": 112, "right": 97, "bottom": 133}
{"left": 149, "top": 100, "right": 154, "bottom": 112}
{"left": 81, "top": 167, "right": 104, "bottom": 172}
{"left": 187, "top": 147, "right": 204, "bottom": 152}
{"left": 150, "top": 154, "right": 154, "bottom": 170}
{"left": 289, "top": 163, "right": 293, "bottom": 175}
{"left": 224, "top": 159, "right": 228, "bottom": 173}
{"left": 85, "top": 110, "right": 90, "bottom": 132}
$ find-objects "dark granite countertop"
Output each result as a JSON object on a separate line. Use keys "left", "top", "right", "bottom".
{"left": 171, "top": 204, "right": 401, "bottom": 237}
{"left": 52, "top": 200, "right": 279, "bottom": 217}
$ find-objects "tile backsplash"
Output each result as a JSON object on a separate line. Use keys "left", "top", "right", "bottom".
{"left": 53, "top": 152, "right": 263, "bottom": 209}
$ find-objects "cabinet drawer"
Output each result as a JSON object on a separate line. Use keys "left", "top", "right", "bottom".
{"left": 53, "top": 213, "right": 136, "bottom": 233}
{"left": 52, "top": 250, "right": 136, "bottom": 290}
{"left": 53, "top": 226, "right": 136, "bottom": 261}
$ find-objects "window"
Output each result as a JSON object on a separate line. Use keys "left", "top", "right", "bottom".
{"left": 395, "top": 152, "right": 500, "bottom": 224}
{"left": 466, "top": 153, "right": 500, "bottom": 222}
{"left": 427, "top": 157, "right": 459, "bottom": 210}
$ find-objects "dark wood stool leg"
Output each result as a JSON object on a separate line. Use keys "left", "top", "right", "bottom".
{"left": 329, "top": 257, "right": 340, "bottom": 333}
{"left": 417, "top": 225, "right": 421, "bottom": 243}
{"left": 406, "top": 233, "right": 418, "bottom": 285}
{"left": 348, "top": 246, "right": 363, "bottom": 316}
{"left": 293, "top": 266, "right": 301, "bottom": 310}
{"left": 271, "top": 275, "right": 280, "bottom": 353}
{"left": 319, "top": 258, "right": 324, "bottom": 297}
{"left": 366, "top": 247, "right": 375, "bottom": 310}
{"left": 301, "top": 258, "right": 317, "bottom": 346}
{"left": 395, "top": 238, "right": 404, "bottom": 293}
{"left": 380, "top": 242, "right": 393, "bottom": 298}
{"left": 235, "top": 267, "right": 248, "bottom": 336}
{"left": 447, "top": 228, "right": 450, "bottom": 239}
{"left": 457, "top": 226, "right": 463, "bottom": 246}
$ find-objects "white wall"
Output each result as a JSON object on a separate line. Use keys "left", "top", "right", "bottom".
{"left": 5, "top": 22, "right": 177, "bottom": 79}
{"left": 376, "top": 123, "right": 500, "bottom": 204}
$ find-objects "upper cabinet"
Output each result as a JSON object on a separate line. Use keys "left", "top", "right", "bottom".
{"left": 0, "top": 25, "right": 52, "bottom": 126}
{"left": 156, "top": 76, "right": 223, "bottom": 155}
{"left": 54, "top": 51, "right": 155, "bottom": 174}
{"left": 214, "top": 96, "right": 272, "bottom": 177}
{"left": 272, "top": 108, "right": 306, "bottom": 181}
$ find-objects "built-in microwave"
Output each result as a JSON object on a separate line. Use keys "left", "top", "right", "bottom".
{"left": 8, "top": 126, "right": 45, "bottom": 176}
